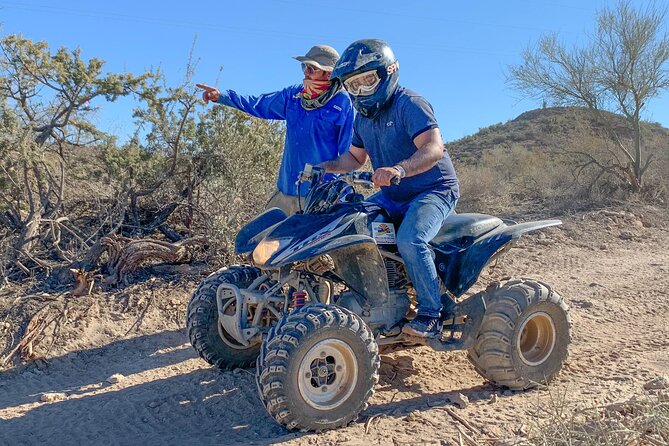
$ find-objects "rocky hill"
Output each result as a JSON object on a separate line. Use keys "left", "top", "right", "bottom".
{"left": 445, "top": 106, "right": 669, "bottom": 165}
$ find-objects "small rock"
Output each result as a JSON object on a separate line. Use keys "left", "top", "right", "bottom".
{"left": 644, "top": 376, "right": 669, "bottom": 391}
{"left": 599, "top": 244, "right": 608, "bottom": 250}
{"left": 451, "top": 393, "right": 469, "bottom": 409}
{"left": 489, "top": 394, "right": 499, "bottom": 404}
{"left": 107, "top": 373, "right": 125, "bottom": 384}
{"left": 404, "top": 410, "right": 420, "bottom": 422}
{"left": 619, "top": 231, "right": 635, "bottom": 240}
{"left": 148, "top": 401, "right": 160, "bottom": 409}
{"left": 40, "top": 392, "right": 66, "bottom": 402}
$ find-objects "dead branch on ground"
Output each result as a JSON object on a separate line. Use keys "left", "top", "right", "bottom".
{"left": 101, "top": 235, "right": 204, "bottom": 285}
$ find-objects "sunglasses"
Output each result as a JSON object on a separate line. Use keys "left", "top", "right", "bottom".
{"left": 301, "top": 63, "right": 323, "bottom": 75}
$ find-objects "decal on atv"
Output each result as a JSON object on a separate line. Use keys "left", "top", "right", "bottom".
{"left": 272, "top": 215, "right": 351, "bottom": 263}
{"left": 372, "top": 222, "right": 396, "bottom": 244}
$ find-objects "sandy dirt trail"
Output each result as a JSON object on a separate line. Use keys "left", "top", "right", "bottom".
{"left": 1, "top": 210, "right": 668, "bottom": 445}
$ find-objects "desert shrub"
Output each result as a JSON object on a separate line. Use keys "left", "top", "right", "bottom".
{"left": 187, "top": 106, "right": 284, "bottom": 265}
{"left": 456, "top": 144, "right": 577, "bottom": 214}
{"left": 93, "top": 104, "right": 285, "bottom": 267}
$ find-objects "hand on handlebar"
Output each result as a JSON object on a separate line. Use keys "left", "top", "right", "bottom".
{"left": 372, "top": 167, "right": 402, "bottom": 187}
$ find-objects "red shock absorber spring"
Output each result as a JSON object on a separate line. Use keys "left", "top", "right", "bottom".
{"left": 292, "top": 291, "right": 306, "bottom": 309}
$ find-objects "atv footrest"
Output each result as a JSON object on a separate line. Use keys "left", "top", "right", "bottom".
{"left": 377, "top": 332, "right": 473, "bottom": 351}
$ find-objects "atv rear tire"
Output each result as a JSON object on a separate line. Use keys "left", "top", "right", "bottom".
{"left": 187, "top": 265, "right": 262, "bottom": 370}
{"left": 256, "top": 304, "right": 379, "bottom": 432}
{"left": 468, "top": 278, "right": 571, "bottom": 390}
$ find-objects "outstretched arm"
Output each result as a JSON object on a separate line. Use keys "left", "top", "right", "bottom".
{"left": 319, "top": 146, "right": 368, "bottom": 173}
{"left": 195, "top": 83, "right": 288, "bottom": 120}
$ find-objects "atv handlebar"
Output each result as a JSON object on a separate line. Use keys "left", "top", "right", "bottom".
{"left": 297, "top": 164, "right": 400, "bottom": 215}
{"left": 298, "top": 165, "right": 400, "bottom": 190}
{"left": 343, "top": 171, "right": 400, "bottom": 187}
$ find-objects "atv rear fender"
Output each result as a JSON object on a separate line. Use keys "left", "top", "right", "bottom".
{"left": 436, "top": 219, "right": 561, "bottom": 297}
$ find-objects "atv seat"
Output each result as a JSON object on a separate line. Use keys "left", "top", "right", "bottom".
{"left": 430, "top": 213, "right": 503, "bottom": 246}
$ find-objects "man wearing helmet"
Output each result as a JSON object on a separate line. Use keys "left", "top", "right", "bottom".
{"left": 197, "top": 45, "right": 355, "bottom": 215}
{"left": 319, "top": 39, "right": 459, "bottom": 338}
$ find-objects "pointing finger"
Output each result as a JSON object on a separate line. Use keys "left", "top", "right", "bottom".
{"left": 196, "top": 83, "right": 216, "bottom": 91}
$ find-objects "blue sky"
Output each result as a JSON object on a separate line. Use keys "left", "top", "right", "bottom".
{"left": 1, "top": 0, "right": 668, "bottom": 143}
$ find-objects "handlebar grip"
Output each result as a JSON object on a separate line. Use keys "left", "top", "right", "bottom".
{"left": 357, "top": 172, "right": 373, "bottom": 182}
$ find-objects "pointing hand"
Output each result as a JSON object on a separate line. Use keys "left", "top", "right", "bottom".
{"left": 196, "top": 83, "right": 220, "bottom": 103}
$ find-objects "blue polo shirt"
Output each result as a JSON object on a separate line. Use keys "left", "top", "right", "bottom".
{"left": 351, "top": 86, "right": 459, "bottom": 203}
{"left": 217, "top": 85, "right": 354, "bottom": 196}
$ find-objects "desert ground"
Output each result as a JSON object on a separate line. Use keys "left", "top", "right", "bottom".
{"left": 1, "top": 206, "right": 668, "bottom": 445}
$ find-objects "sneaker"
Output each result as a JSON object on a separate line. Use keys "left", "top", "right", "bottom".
{"left": 402, "top": 315, "right": 443, "bottom": 338}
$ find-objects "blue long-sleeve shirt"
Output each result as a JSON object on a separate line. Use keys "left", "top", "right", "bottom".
{"left": 216, "top": 85, "right": 355, "bottom": 196}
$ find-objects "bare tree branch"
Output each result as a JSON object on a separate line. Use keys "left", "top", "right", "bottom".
{"left": 508, "top": 0, "right": 669, "bottom": 192}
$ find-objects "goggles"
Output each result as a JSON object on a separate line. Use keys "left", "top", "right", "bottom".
{"left": 301, "top": 63, "right": 323, "bottom": 75}
{"left": 343, "top": 70, "right": 381, "bottom": 96}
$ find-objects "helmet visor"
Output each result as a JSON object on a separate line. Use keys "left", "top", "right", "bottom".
{"left": 343, "top": 70, "right": 381, "bottom": 96}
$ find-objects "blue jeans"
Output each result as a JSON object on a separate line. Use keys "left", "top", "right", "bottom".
{"left": 371, "top": 189, "right": 458, "bottom": 318}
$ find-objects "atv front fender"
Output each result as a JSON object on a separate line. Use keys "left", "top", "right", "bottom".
{"left": 264, "top": 232, "right": 371, "bottom": 269}
{"left": 235, "top": 207, "right": 287, "bottom": 255}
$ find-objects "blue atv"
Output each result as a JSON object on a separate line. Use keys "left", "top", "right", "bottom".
{"left": 187, "top": 164, "right": 571, "bottom": 432}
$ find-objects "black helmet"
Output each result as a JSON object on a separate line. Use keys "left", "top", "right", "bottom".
{"left": 331, "top": 39, "right": 399, "bottom": 119}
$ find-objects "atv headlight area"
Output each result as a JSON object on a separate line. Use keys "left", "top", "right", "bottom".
{"left": 252, "top": 238, "right": 291, "bottom": 266}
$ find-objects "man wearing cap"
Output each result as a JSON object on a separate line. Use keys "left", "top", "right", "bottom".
{"left": 197, "top": 45, "right": 354, "bottom": 215}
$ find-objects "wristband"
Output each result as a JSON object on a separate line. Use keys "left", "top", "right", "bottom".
{"left": 393, "top": 164, "right": 406, "bottom": 178}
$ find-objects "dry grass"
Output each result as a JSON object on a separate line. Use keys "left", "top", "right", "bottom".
{"left": 523, "top": 388, "right": 669, "bottom": 446}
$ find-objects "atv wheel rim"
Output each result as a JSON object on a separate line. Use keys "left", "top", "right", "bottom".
{"left": 517, "top": 311, "right": 556, "bottom": 366}
{"left": 297, "top": 339, "right": 358, "bottom": 410}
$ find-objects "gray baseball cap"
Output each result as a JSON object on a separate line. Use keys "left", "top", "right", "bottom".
{"left": 293, "top": 45, "right": 340, "bottom": 72}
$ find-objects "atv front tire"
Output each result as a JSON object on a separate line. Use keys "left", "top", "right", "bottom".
{"left": 256, "top": 304, "right": 379, "bottom": 432}
{"left": 468, "top": 278, "right": 571, "bottom": 389}
{"left": 187, "top": 265, "right": 262, "bottom": 369}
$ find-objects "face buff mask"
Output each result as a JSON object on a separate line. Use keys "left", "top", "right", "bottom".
{"left": 300, "top": 79, "right": 342, "bottom": 110}
{"left": 301, "top": 79, "right": 331, "bottom": 99}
